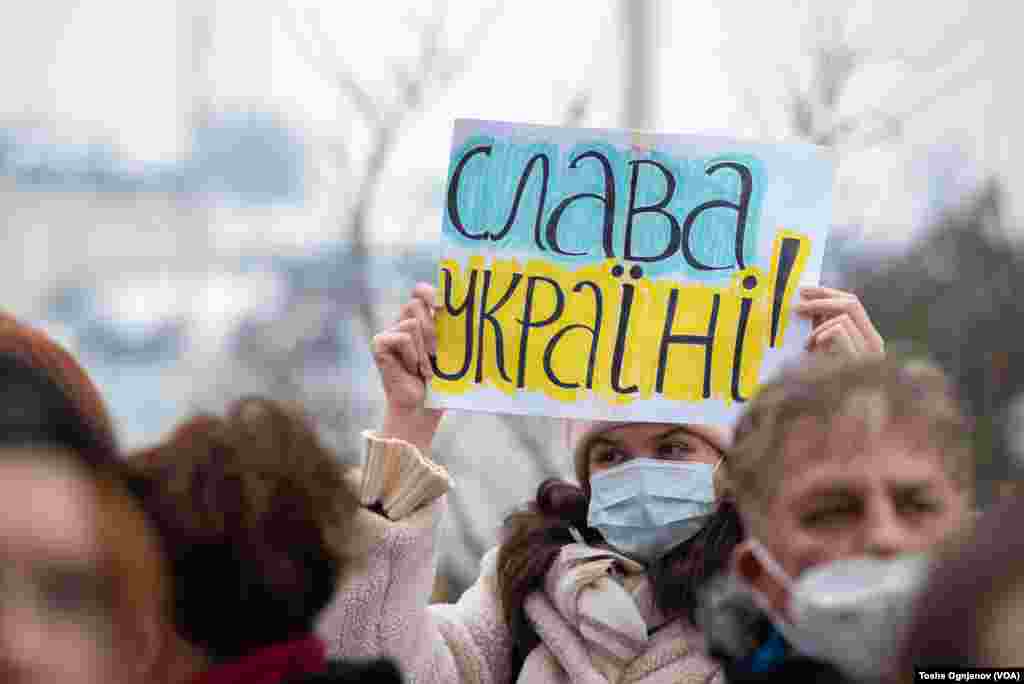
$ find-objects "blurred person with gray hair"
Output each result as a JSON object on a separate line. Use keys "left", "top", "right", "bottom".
{"left": 698, "top": 356, "right": 976, "bottom": 682}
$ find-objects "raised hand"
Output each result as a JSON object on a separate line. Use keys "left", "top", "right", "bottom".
{"left": 372, "top": 282, "right": 444, "bottom": 454}
{"left": 795, "top": 287, "right": 884, "bottom": 360}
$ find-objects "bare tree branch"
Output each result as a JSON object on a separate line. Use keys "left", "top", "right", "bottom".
{"left": 275, "top": 5, "right": 386, "bottom": 131}
{"left": 842, "top": 45, "right": 989, "bottom": 150}
{"left": 270, "top": 1, "right": 583, "bottom": 587}
{"left": 278, "top": 0, "right": 505, "bottom": 338}
{"left": 435, "top": 2, "right": 503, "bottom": 85}
{"left": 772, "top": 6, "right": 982, "bottom": 151}
{"left": 345, "top": 127, "right": 396, "bottom": 336}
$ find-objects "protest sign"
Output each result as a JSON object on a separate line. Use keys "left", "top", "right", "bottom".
{"left": 426, "top": 119, "right": 833, "bottom": 425}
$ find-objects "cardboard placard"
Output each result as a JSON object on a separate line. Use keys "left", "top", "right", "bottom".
{"left": 427, "top": 119, "right": 833, "bottom": 426}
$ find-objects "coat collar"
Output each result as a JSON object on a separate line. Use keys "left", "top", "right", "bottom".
{"left": 190, "top": 634, "right": 326, "bottom": 684}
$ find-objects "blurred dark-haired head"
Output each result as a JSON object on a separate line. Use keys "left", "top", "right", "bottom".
{"left": 0, "top": 314, "right": 118, "bottom": 455}
{"left": 132, "top": 397, "right": 358, "bottom": 662}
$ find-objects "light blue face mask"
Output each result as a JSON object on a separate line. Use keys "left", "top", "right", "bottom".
{"left": 587, "top": 457, "right": 718, "bottom": 562}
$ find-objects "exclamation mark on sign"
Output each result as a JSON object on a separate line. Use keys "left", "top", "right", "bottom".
{"left": 769, "top": 235, "right": 804, "bottom": 348}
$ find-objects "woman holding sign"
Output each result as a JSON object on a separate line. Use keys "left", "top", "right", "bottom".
{"left": 320, "top": 282, "right": 882, "bottom": 684}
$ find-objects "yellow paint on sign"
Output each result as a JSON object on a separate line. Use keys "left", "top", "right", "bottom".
{"left": 431, "top": 231, "right": 810, "bottom": 405}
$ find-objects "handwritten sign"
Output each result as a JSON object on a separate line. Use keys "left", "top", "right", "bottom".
{"left": 426, "top": 119, "right": 833, "bottom": 425}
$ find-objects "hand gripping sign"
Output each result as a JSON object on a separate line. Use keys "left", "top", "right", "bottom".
{"left": 426, "top": 119, "right": 833, "bottom": 426}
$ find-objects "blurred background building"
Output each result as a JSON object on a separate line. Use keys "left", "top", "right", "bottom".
{"left": 1, "top": 0, "right": 1021, "bottom": 596}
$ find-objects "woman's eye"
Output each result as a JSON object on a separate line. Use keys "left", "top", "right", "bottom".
{"left": 593, "top": 448, "right": 627, "bottom": 465}
{"left": 656, "top": 442, "right": 693, "bottom": 460}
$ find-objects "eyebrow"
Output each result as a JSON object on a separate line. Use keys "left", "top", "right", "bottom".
{"left": 793, "top": 484, "right": 861, "bottom": 506}
{"left": 657, "top": 427, "right": 699, "bottom": 441}
{"left": 661, "top": 427, "right": 726, "bottom": 457}
{"left": 795, "top": 480, "right": 940, "bottom": 506}
{"left": 889, "top": 482, "right": 938, "bottom": 497}
{"left": 589, "top": 435, "right": 625, "bottom": 450}
{"left": 589, "top": 427, "right": 703, "bottom": 449}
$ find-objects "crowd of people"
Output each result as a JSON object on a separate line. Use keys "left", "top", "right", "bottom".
{"left": 0, "top": 281, "right": 1015, "bottom": 683}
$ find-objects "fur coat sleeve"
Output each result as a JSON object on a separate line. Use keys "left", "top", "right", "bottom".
{"left": 316, "top": 433, "right": 514, "bottom": 684}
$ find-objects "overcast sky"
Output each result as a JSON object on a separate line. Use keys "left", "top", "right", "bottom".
{"left": 0, "top": 0, "right": 1015, "bottom": 245}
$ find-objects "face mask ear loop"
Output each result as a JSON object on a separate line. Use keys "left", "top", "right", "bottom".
{"left": 741, "top": 539, "right": 803, "bottom": 643}
{"left": 747, "top": 539, "right": 794, "bottom": 591}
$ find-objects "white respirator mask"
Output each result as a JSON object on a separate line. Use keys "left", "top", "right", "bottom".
{"left": 746, "top": 540, "right": 931, "bottom": 681}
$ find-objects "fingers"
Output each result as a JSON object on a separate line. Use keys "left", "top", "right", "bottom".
{"left": 808, "top": 314, "right": 867, "bottom": 350}
{"left": 395, "top": 282, "right": 439, "bottom": 360}
{"left": 809, "top": 322, "right": 858, "bottom": 358}
{"left": 798, "top": 286, "right": 857, "bottom": 301}
{"left": 371, "top": 282, "right": 443, "bottom": 415}
{"left": 411, "top": 282, "right": 439, "bottom": 311}
{"left": 397, "top": 317, "right": 433, "bottom": 379}
{"left": 372, "top": 329, "right": 422, "bottom": 379}
{"left": 806, "top": 313, "right": 868, "bottom": 358}
{"left": 795, "top": 290, "right": 884, "bottom": 355}
{"left": 399, "top": 297, "right": 437, "bottom": 357}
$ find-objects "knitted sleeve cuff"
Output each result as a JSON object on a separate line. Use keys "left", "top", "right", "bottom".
{"left": 360, "top": 430, "right": 453, "bottom": 520}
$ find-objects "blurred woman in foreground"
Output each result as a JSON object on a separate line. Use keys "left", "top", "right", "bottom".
{"left": 0, "top": 353, "right": 168, "bottom": 684}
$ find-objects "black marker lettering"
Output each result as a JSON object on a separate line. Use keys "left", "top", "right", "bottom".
{"left": 545, "top": 150, "right": 616, "bottom": 256}
{"left": 543, "top": 281, "right": 603, "bottom": 389}
{"left": 515, "top": 275, "right": 565, "bottom": 388}
{"left": 770, "top": 237, "right": 801, "bottom": 347}
{"left": 475, "top": 269, "right": 522, "bottom": 383}
{"left": 490, "top": 153, "right": 551, "bottom": 249}
{"left": 431, "top": 268, "right": 478, "bottom": 381}
{"left": 624, "top": 159, "right": 681, "bottom": 263}
{"left": 655, "top": 289, "right": 720, "bottom": 399}
{"left": 446, "top": 145, "right": 493, "bottom": 240}
{"left": 681, "top": 161, "right": 754, "bottom": 270}
{"left": 610, "top": 282, "right": 639, "bottom": 394}
{"left": 731, "top": 295, "right": 753, "bottom": 402}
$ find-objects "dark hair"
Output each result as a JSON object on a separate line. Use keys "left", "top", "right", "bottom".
{"left": 0, "top": 313, "right": 118, "bottom": 454}
{"left": 0, "top": 351, "right": 118, "bottom": 467}
{"left": 895, "top": 495, "right": 1024, "bottom": 674}
{"left": 131, "top": 397, "right": 359, "bottom": 661}
{"left": 497, "top": 477, "right": 743, "bottom": 677}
